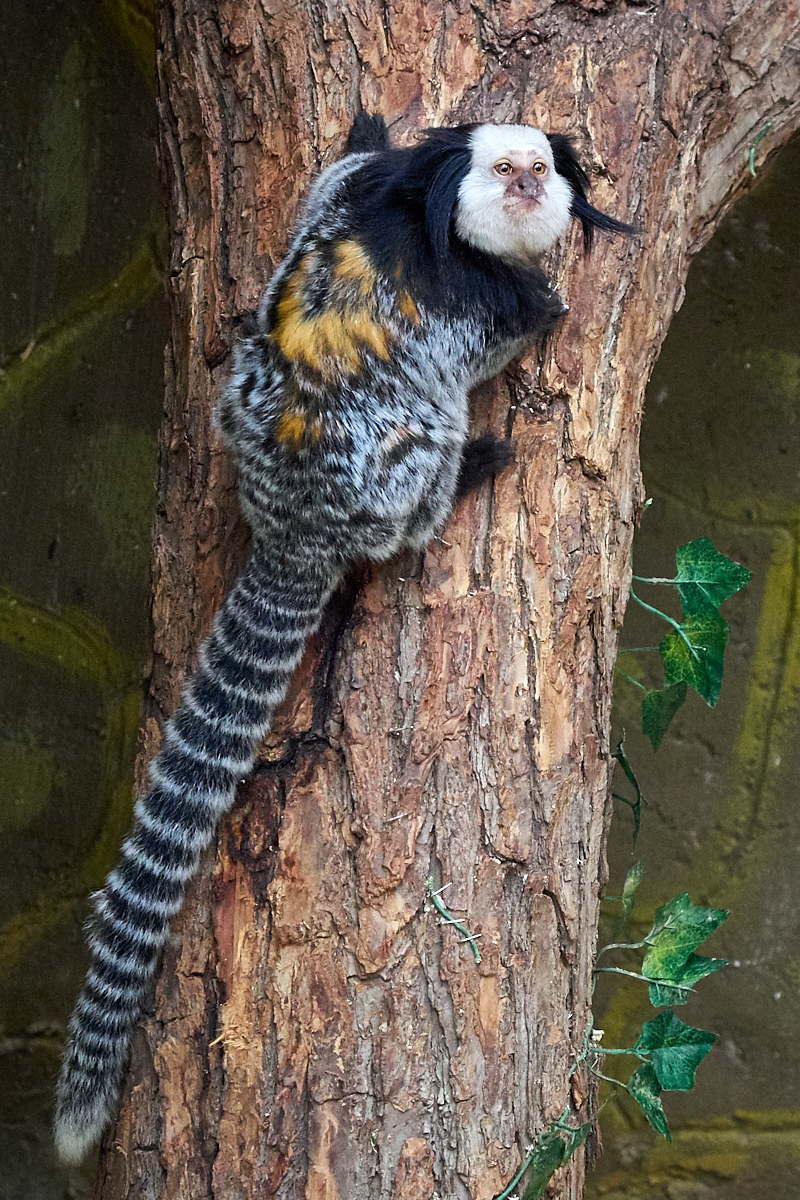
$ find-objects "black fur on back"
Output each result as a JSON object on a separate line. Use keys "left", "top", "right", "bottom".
{"left": 341, "top": 126, "right": 564, "bottom": 338}
{"left": 547, "top": 133, "right": 636, "bottom": 252}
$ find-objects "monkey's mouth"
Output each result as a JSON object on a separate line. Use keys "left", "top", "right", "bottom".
{"left": 505, "top": 195, "right": 541, "bottom": 216}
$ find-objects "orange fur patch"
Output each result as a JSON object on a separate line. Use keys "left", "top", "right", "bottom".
{"left": 398, "top": 291, "right": 420, "bottom": 324}
{"left": 275, "top": 409, "right": 324, "bottom": 450}
{"left": 332, "top": 240, "right": 376, "bottom": 293}
{"left": 272, "top": 251, "right": 391, "bottom": 377}
{"left": 275, "top": 411, "right": 307, "bottom": 450}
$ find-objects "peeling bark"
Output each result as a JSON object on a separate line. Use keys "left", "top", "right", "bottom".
{"left": 94, "top": 2, "right": 800, "bottom": 1197}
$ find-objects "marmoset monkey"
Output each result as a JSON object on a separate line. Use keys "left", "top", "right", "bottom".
{"left": 55, "top": 113, "right": 632, "bottom": 1162}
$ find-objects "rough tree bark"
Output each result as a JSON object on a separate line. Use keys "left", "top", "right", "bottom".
{"left": 92, "top": 3, "right": 800, "bottom": 1198}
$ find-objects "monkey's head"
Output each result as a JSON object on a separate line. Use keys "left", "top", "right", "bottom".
{"left": 455, "top": 126, "right": 573, "bottom": 261}
{"left": 412, "top": 123, "right": 634, "bottom": 265}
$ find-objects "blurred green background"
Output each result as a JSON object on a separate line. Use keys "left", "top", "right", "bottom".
{"left": 0, "top": 2, "right": 165, "bottom": 1196}
{"left": 588, "top": 138, "right": 800, "bottom": 1199}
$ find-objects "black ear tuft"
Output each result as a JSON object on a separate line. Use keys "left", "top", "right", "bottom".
{"left": 346, "top": 113, "right": 391, "bottom": 155}
{"left": 547, "top": 133, "right": 636, "bottom": 253}
{"left": 570, "top": 194, "right": 637, "bottom": 253}
{"left": 547, "top": 134, "right": 591, "bottom": 199}
{"left": 342, "top": 123, "right": 473, "bottom": 264}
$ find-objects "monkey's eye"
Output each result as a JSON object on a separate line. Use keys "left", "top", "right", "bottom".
{"left": 532, "top": 161, "right": 547, "bottom": 175}
{"left": 493, "top": 161, "right": 514, "bottom": 176}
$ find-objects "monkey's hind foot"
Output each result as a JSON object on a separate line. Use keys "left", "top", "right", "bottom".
{"left": 456, "top": 434, "right": 515, "bottom": 497}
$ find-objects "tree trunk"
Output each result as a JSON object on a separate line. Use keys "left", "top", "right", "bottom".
{"left": 93, "top": 3, "right": 800, "bottom": 1198}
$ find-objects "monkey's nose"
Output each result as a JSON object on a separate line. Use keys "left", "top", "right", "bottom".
{"left": 514, "top": 173, "right": 542, "bottom": 198}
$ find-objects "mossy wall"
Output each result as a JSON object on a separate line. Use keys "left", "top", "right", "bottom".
{"left": 589, "top": 139, "right": 800, "bottom": 1199}
{"left": 0, "top": 3, "right": 165, "bottom": 1197}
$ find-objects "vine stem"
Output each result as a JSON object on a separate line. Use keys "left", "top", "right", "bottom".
{"left": 492, "top": 1108, "right": 574, "bottom": 1200}
{"left": 591, "top": 1047, "right": 648, "bottom": 1057}
{"left": 629, "top": 589, "right": 699, "bottom": 659}
{"left": 617, "top": 670, "right": 646, "bottom": 691}
{"left": 426, "top": 877, "right": 482, "bottom": 964}
{"left": 632, "top": 575, "right": 684, "bottom": 584}
{"left": 594, "top": 966, "right": 694, "bottom": 994}
{"left": 594, "top": 966, "right": 657, "bottom": 984}
{"left": 493, "top": 1149, "right": 535, "bottom": 1200}
{"left": 586, "top": 1063, "right": 629, "bottom": 1086}
{"left": 595, "top": 939, "right": 650, "bottom": 958}
{"left": 632, "top": 575, "right": 724, "bottom": 585}
{"left": 748, "top": 120, "right": 773, "bottom": 176}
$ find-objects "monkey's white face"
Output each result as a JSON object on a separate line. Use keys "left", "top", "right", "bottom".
{"left": 455, "top": 125, "right": 573, "bottom": 262}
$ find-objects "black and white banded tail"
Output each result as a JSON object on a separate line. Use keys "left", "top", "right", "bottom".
{"left": 54, "top": 551, "right": 337, "bottom": 1163}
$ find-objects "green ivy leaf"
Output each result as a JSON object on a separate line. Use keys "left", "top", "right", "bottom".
{"left": 612, "top": 737, "right": 644, "bottom": 801}
{"left": 659, "top": 604, "right": 729, "bottom": 706}
{"left": 625, "top": 1062, "right": 671, "bottom": 1140}
{"left": 520, "top": 1123, "right": 591, "bottom": 1200}
{"left": 674, "top": 538, "right": 753, "bottom": 615}
{"left": 648, "top": 953, "right": 727, "bottom": 1007}
{"left": 520, "top": 1133, "right": 565, "bottom": 1200}
{"left": 607, "top": 860, "right": 645, "bottom": 941}
{"left": 621, "top": 861, "right": 645, "bottom": 918}
{"left": 559, "top": 1122, "right": 592, "bottom": 1160}
{"left": 635, "top": 1010, "right": 717, "bottom": 1091}
{"left": 642, "top": 893, "right": 728, "bottom": 983}
{"left": 642, "top": 681, "right": 689, "bottom": 750}
{"left": 612, "top": 791, "right": 642, "bottom": 845}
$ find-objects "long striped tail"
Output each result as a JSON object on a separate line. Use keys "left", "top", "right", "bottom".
{"left": 54, "top": 551, "right": 337, "bottom": 1163}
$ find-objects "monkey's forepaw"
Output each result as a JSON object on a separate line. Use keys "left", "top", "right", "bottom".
{"left": 457, "top": 433, "right": 515, "bottom": 497}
